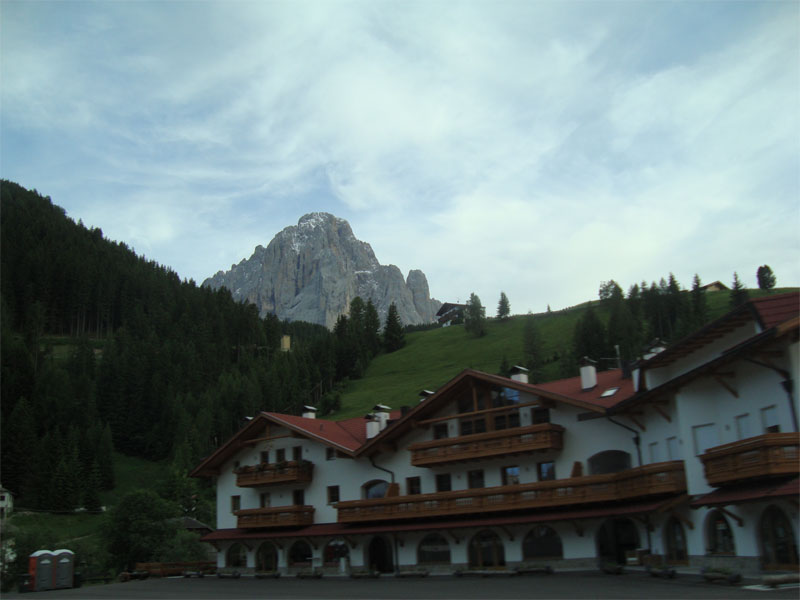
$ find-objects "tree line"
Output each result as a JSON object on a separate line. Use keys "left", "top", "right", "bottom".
{"left": 0, "top": 181, "right": 402, "bottom": 510}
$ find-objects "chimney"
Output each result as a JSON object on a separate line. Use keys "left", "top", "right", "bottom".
{"left": 301, "top": 405, "right": 317, "bottom": 419}
{"left": 510, "top": 365, "right": 529, "bottom": 384}
{"left": 580, "top": 357, "right": 597, "bottom": 391}
{"left": 365, "top": 413, "right": 381, "bottom": 439}
{"left": 633, "top": 367, "right": 641, "bottom": 392}
{"left": 373, "top": 404, "right": 391, "bottom": 431}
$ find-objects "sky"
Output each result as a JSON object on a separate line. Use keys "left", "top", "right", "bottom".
{"left": 2, "top": 1, "right": 798, "bottom": 315}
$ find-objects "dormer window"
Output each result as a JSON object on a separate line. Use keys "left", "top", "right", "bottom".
{"left": 433, "top": 423, "right": 449, "bottom": 439}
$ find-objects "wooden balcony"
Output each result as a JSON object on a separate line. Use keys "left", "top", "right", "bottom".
{"left": 235, "top": 505, "right": 315, "bottom": 529}
{"left": 408, "top": 423, "right": 565, "bottom": 467}
{"left": 235, "top": 461, "right": 314, "bottom": 488}
{"left": 337, "top": 460, "right": 685, "bottom": 524}
{"left": 699, "top": 433, "right": 799, "bottom": 487}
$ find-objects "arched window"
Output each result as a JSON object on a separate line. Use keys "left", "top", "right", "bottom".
{"left": 588, "top": 450, "right": 632, "bottom": 475}
{"left": 664, "top": 517, "right": 687, "bottom": 564}
{"left": 255, "top": 542, "right": 278, "bottom": 572}
{"left": 324, "top": 539, "right": 350, "bottom": 567}
{"left": 418, "top": 533, "right": 451, "bottom": 565}
{"left": 226, "top": 543, "right": 247, "bottom": 568}
{"left": 363, "top": 480, "right": 389, "bottom": 499}
{"left": 288, "top": 540, "right": 313, "bottom": 567}
{"left": 522, "top": 525, "right": 563, "bottom": 560}
{"left": 760, "top": 505, "right": 798, "bottom": 570}
{"left": 468, "top": 530, "right": 505, "bottom": 569}
{"left": 706, "top": 510, "right": 735, "bottom": 555}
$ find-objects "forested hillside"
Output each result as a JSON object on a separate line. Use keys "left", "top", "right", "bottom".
{"left": 0, "top": 181, "right": 372, "bottom": 509}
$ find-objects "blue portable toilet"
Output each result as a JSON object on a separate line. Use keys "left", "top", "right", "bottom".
{"left": 52, "top": 549, "right": 75, "bottom": 589}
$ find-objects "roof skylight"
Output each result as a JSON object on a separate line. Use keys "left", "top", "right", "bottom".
{"left": 600, "top": 387, "right": 620, "bottom": 398}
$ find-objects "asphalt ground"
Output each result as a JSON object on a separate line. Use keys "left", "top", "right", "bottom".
{"left": 3, "top": 571, "right": 798, "bottom": 600}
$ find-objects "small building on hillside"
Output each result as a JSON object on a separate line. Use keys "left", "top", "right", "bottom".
{"left": 436, "top": 303, "right": 466, "bottom": 326}
{"left": 700, "top": 281, "right": 729, "bottom": 292}
{"left": 0, "top": 485, "right": 13, "bottom": 520}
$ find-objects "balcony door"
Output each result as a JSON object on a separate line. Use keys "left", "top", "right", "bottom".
{"left": 468, "top": 530, "right": 506, "bottom": 569}
{"left": 664, "top": 517, "right": 687, "bottom": 565}
{"left": 256, "top": 542, "right": 278, "bottom": 572}
{"left": 596, "top": 518, "right": 639, "bottom": 565}
{"left": 367, "top": 536, "right": 394, "bottom": 573}
{"left": 760, "top": 506, "right": 798, "bottom": 570}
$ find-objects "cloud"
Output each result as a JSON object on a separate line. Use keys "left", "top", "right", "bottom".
{"left": 1, "top": 1, "right": 797, "bottom": 312}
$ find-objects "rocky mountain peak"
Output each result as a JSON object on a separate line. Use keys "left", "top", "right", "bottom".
{"left": 203, "top": 214, "right": 440, "bottom": 328}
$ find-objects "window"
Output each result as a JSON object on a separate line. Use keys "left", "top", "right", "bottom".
{"left": 707, "top": 510, "right": 735, "bottom": 555}
{"left": 648, "top": 441, "right": 662, "bottom": 463}
{"left": 468, "top": 469, "right": 485, "bottom": 489}
{"left": 234, "top": 460, "right": 240, "bottom": 469}
{"left": 276, "top": 448, "right": 286, "bottom": 462}
{"left": 260, "top": 450, "right": 269, "bottom": 463}
{"left": 293, "top": 445, "right": 302, "bottom": 461}
{"left": 588, "top": 450, "right": 631, "bottom": 475}
{"left": 501, "top": 465, "right": 519, "bottom": 486}
{"left": 260, "top": 492, "right": 270, "bottom": 508}
{"left": 433, "top": 423, "right": 449, "bottom": 439}
{"left": 326, "top": 447, "right": 336, "bottom": 460}
{"left": 761, "top": 406, "right": 780, "bottom": 433}
{"left": 324, "top": 539, "right": 349, "bottom": 567}
{"left": 327, "top": 486, "right": 340, "bottom": 504}
{"left": 418, "top": 533, "right": 451, "bottom": 565}
{"left": 406, "top": 476, "right": 421, "bottom": 495}
{"left": 460, "top": 418, "right": 487, "bottom": 436}
{"left": 364, "top": 480, "right": 389, "bottom": 499}
{"left": 692, "top": 423, "right": 719, "bottom": 455}
{"left": 494, "top": 412, "right": 520, "bottom": 430}
{"left": 735, "top": 413, "right": 751, "bottom": 440}
{"left": 436, "top": 473, "right": 452, "bottom": 492}
{"left": 522, "top": 525, "right": 563, "bottom": 560}
{"left": 532, "top": 408, "right": 550, "bottom": 424}
{"left": 231, "top": 495, "right": 241, "bottom": 513}
{"left": 537, "top": 461, "right": 556, "bottom": 481}
{"left": 288, "top": 540, "right": 312, "bottom": 567}
{"left": 293, "top": 489, "right": 305, "bottom": 505}
{"left": 226, "top": 543, "right": 247, "bottom": 568}
{"left": 666, "top": 437, "right": 681, "bottom": 461}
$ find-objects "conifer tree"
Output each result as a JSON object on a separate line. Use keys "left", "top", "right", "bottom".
{"left": 757, "top": 265, "right": 776, "bottom": 292}
{"left": 572, "top": 306, "right": 606, "bottom": 366}
{"left": 383, "top": 303, "right": 405, "bottom": 352}
{"left": 730, "top": 272, "right": 749, "bottom": 308}
{"left": 465, "top": 293, "right": 486, "bottom": 337}
{"left": 522, "top": 316, "right": 544, "bottom": 382}
{"left": 496, "top": 292, "right": 510, "bottom": 321}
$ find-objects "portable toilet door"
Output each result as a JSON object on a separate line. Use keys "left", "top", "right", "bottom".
{"left": 29, "top": 550, "right": 54, "bottom": 592}
{"left": 53, "top": 549, "right": 75, "bottom": 589}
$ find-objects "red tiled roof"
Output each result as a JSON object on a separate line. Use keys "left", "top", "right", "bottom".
{"left": 690, "top": 477, "right": 799, "bottom": 508}
{"left": 533, "top": 369, "right": 635, "bottom": 410}
{"left": 201, "top": 497, "right": 673, "bottom": 543}
{"left": 263, "top": 412, "right": 364, "bottom": 452}
{"left": 750, "top": 293, "right": 800, "bottom": 330}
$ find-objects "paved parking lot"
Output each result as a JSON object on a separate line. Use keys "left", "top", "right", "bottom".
{"left": 4, "top": 571, "right": 797, "bottom": 599}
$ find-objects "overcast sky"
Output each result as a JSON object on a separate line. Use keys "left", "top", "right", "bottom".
{"left": 2, "top": 1, "right": 798, "bottom": 315}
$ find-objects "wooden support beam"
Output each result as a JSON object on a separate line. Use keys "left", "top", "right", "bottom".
{"left": 447, "top": 530, "right": 462, "bottom": 544}
{"left": 499, "top": 526, "right": 514, "bottom": 541}
{"left": 344, "top": 537, "right": 358, "bottom": 549}
{"left": 718, "top": 507, "right": 744, "bottom": 527}
{"left": 712, "top": 374, "right": 739, "bottom": 398}
{"left": 304, "top": 537, "right": 318, "bottom": 550}
{"left": 571, "top": 520, "right": 584, "bottom": 537}
{"left": 652, "top": 404, "right": 671, "bottom": 423}
{"left": 628, "top": 415, "right": 647, "bottom": 432}
{"left": 671, "top": 511, "right": 694, "bottom": 530}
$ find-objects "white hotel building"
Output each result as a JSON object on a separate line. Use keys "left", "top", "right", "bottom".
{"left": 191, "top": 293, "right": 798, "bottom": 576}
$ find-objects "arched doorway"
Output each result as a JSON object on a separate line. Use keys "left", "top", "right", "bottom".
{"left": 418, "top": 533, "right": 451, "bottom": 566}
{"left": 367, "top": 536, "right": 393, "bottom": 573}
{"left": 226, "top": 543, "right": 247, "bottom": 568}
{"left": 522, "top": 525, "right": 563, "bottom": 560}
{"left": 363, "top": 480, "right": 389, "bottom": 499}
{"left": 664, "top": 517, "right": 687, "bottom": 564}
{"left": 468, "top": 530, "right": 506, "bottom": 569}
{"left": 596, "top": 518, "right": 639, "bottom": 565}
{"left": 255, "top": 542, "right": 278, "bottom": 572}
{"left": 588, "top": 450, "right": 632, "bottom": 475}
{"left": 324, "top": 539, "right": 350, "bottom": 569}
{"left": 288, "top": 540, "right": 313, "bottom": 569}
{"left": 760, "top": 506, "right": 798, "bottom": 570}
{"left": 706, "top": 510, "right": 735, "bottom": 555}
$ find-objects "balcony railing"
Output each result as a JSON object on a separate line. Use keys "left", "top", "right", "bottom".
{"left": 235, "top": 505, "right": 315, "bottom": 529}
{"left": 235, "top": 460, "right": 314, "bottom": 488}
{"left": 699, "top": 433, "right": 799, "bottom": 487}
{"left": 336, "top": 460, "right": 685, "bottom": 524}
{"left": 408, "top": 423, "right": 565, "bottom": 467}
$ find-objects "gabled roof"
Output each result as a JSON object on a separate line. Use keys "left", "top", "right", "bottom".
{"left": 357, "top": 368, "right": 633, "bottom": 455}
{"left": 640, "top": 292, "right": 798, "bottom": 369}
{"left": 190, "top": 411, "right": 386, "bottom": 478}
{"left": 436, "top": 303, "right": 466, "bottom": 316}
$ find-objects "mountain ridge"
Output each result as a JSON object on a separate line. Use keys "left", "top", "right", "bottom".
{"left": 203, "top": 212, "right": 441, "bottom": 328}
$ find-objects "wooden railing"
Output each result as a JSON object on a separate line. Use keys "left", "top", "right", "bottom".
{"left": 235, "top": 460, "right": 314, "bottom": 488}
{"left": 235, "top": 505, "right": 315, "bottom": 529}
{"left": 408, "top": 423, "right": 565, "bottom": 467}
{"left": 699, "top": 433, "right": 799, "bottom": 487}
{"left": 336, "top": 461, "right": 685, "bottom": 523}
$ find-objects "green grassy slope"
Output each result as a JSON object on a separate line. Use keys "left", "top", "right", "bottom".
{"left": 332, "top": 288, "right": 797, "bottom": 420}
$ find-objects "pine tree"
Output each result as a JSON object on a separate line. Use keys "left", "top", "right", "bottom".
{"left": 364, "top": 300, "right": 382, "bottom": 357}
{"left": 690, "top": 274, "right": 708, "bottom": 329}
{"left": 83, "top": 461, "right": 103, "bottom": 512}
{"left": 383, "top": 303, "right": 405, "bottom": 352}
{"left": 465, "top": 293, "right": 486, "bottom": 337}
{"left": 97, "top": 424, "right": 116, "bottom": 490}
{"left": 573, "top": 306, "right": 606, "bottom": 366}
{"left": 496, "top": 292, "right": 510, "bottom": 321}
{"left": 522, "top": 316, "right": 544, "bottom": 382}
{"left": 757, "top": 265, "right": 776, "bottom": 292}
{"left": 730, "top": 272, "right": 749, "bottom": 308}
